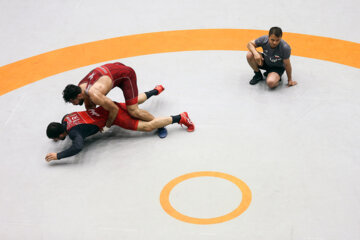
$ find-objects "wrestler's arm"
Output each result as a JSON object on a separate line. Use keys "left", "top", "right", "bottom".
{"left": 57, "top": 130, "right": 84, "bottom": 159}
{"left": 45, "top": 130, "right": 84, "bottom": 162}
{"left": 283, "top": 58, "right": 297, "bottom": 87}
{"left": 247, "top": 40, "right": 258, "bottom": 53}
{"left": 88, "top": 89, "right": 119, "bottom": 127}
{"left": 247, "top": 39, "right": 263, "bottom": 65}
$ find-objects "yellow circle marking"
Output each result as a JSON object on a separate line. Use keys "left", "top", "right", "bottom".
{"left": 0, "top": 29, "right": 359, "bottom": 96}
{"left": 160, "top": 171, "right": 252, "bottom": 224}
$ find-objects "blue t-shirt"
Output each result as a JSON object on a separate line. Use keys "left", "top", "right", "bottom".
{"left": 255, "top": 35, "right": 291, "bottom": 68}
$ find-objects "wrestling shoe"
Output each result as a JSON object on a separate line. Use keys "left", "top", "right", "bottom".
{"left": 154, "top": 85, "right": 165, "bottom": 95}
{"left": 179, "top": 112, "right": 195, "bottom": 132}
{"left": 249, "top": 71, "right": 263, "bottom": 85}
{"left": 157, "top": 127, "right": 168, "bottom": 138}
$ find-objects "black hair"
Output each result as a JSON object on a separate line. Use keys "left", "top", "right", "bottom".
{"left": 63, "top": 84, "right": 81, "bottom": 102}
{"left": 46, "top": 122, "right": 65, "bottom": 139}
{"left": 269, "top": 27, "right": 283, "bottom": 38}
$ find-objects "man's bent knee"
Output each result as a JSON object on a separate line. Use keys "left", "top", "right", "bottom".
{"left": 266, "top": 73, "right": 280, "bottom": 88}
{"left": 246, "top": 51, "right": 254, "bottom": 60}
{"left": 266, "top": 79, "right": 279, "bottom": 88}
{"left": 267, "top": 82, "right": 278, "bottom": 89}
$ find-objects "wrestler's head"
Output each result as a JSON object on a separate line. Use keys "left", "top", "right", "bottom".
{"left": 268, "top": 26, "right": 282, "bottom": 49}
{"left": 63, "top": 84, "right": 84, "bottom": 105}
{"left": 46, "top": 122, "right": 67, "bottom": 141}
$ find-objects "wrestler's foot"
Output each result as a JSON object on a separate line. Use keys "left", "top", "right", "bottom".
{"left": 154, "top": 85, "right": 165, "bottom": 95}
{"left": 157, "top": 127, "right": 168, "bottom": 138}
{"left": 179, "top": 112, "right": 195, "bottom": 132}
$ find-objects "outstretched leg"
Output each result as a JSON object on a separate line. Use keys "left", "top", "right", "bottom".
{"left": 246, "top": 51, "right": 261, "bottom": 72}
{"left": 137, "top": 117, "right": 172, "bottom": 131}
{"left": 137, "top": 112, "right": 195, "bottom": 132}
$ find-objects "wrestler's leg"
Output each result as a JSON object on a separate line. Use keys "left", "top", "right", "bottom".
{"left": 246, "top": 51, "right": 262, "bottom": 71}
{"left": 247, "top": 51, "right": 264, "bottom": 85}
{"left": 137, "top": 93, "right": 148, "bottom": 105}
{"left": 126, "top": 104, "right": 154, "bottom": 121}
{"left": 122, "top": 80, "right": 155, "bottom": 121}
{"left": 137, "top": 117, "right": 172, "bottom": 132}
{"left": 127, "top": 84, "right": 166, "bottom": 120}
{"left": 136, "top": 112, "right": 194, "bottom": 132}
{"left": 137, "top": 85, "right": 165, "bottom": 105}
{"left": 266, "top": 72, "right": 281, "bottom": 89}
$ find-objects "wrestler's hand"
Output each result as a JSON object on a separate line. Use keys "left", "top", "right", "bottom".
{"left": 254, "top": 52, "right": 264, "bottom": 66}
{"left": 287, "top": 80, "right": 298, "bottom": 87}
{"left": 100, "top": 126, "right": 110, "bottom": 133}
{"left": 45, "top": 153, "right": 58, "bottom": 162}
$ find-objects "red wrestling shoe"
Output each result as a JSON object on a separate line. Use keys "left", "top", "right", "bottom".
{"left": 179, "top": 112, "right": 195, "bottom": 132}
{"left": 154, "top": 85, "right": 165, "bottom": 95}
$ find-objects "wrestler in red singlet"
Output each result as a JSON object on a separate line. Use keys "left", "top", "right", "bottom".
{"left": 78, "top": 62, "right": 138, "bottom": 105}
{"left": 64, "top": 102, "right": 139, "bottom": 131}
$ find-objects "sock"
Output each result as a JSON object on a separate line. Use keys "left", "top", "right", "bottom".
{"left": 254, "top": 70, "right": 261, "bottom": 75}
{"left": 145, "top": 89, "right": 159, "bottom": 99}
{"left": 171, "top": 115, "right": 181, "bottom": 124}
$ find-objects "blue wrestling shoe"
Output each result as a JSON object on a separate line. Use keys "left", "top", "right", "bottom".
{"left": 157, "top": 127, "right": 168, "bottom": 138}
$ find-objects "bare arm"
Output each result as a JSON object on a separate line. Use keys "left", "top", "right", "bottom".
{"left": 88, "top": 89, "right": 119, "bottom": 127}
{"left": 247, "top": 40, "right": 263, "bottom": 66}
{"left": 283, "top": 58, "right": 297, "bottom": 87}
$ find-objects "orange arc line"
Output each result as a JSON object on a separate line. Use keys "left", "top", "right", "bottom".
{"left": 0, "top": 29, "right": 359, "bottom": 96}
{"left": 160, "top": 171, "right": 252, "bottom": 224}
